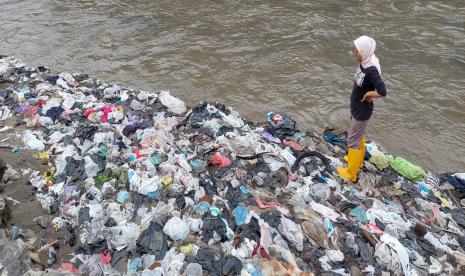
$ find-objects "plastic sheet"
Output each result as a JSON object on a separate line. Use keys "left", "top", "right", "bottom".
{"left": 163, "top": 217, "right": 189, "bottom": 241}
{"left": 232, "top": 204, "right": 249, "bottom": 226}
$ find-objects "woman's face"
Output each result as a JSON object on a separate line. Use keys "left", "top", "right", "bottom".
{"left": 353, "top": 47, "right": 363, "bottom": 63}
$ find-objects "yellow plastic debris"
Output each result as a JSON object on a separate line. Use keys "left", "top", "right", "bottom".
{"left": 155, "top": 122, "right": 167, "bottom": 129}
{"left": 180, "top": 244, "right": 193, "bottom": 255}
{"left": 434, "top": 191, "right": 453, "bottom": 209}
{"left": 162, "top": 176, "right": 173, "bottom": 186}
{"left": 38, "top": 151, "right": 50, "bottom": 160}
{"left": 43, "top": 167, "right": 55, "bottom": 183}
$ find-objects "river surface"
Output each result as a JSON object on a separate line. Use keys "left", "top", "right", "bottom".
{"left": 1, "top": 0, "right": 464, "bottom": 173}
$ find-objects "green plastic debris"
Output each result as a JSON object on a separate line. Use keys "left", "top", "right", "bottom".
{"left": 19, "top": 85, "right": 30, "bottom": 93}
{"left": 112, "top": 167, "right": 128, "bottom": 188}
{"left": 95, "top": 173, "right": 110, "bottom": 187}
{"left": 99, "top": 145, "right": 108, "bottom": 157}
{"left": 369, "top": 150, "right": 389, "bottom": 170}
{"left": 386, "top": 155, "right": 426, "bottom": 181}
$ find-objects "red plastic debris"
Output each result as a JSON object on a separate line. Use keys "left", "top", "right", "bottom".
{"left": 253, "top": 244, "right": 270, "bottom": 259}
{"left": 35, "top": 99, "right": 46, "bottom": 107}
{"left": 134, "top": 147, "right": 147, "bottom": 159}
{"left": 288, "top": 173, "right": 299, "bottom": 182}
{"left": 83, "top": 108, "right": 95, "bottom": 117}
{"left": 100, "top": 250, "right": 112, "bottom": 265}
{"left": 60, "top": 263, "right": 79, "bottom": 273}
{"left": 283, "top": 139, "right": 304, "bottom": 152}
{"left": 210, "top": 154, "right": 232, "bottom": 168}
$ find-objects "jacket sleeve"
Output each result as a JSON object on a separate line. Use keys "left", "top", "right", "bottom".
{"left": 369, "top": 67, "right": 387, "bottom": 97}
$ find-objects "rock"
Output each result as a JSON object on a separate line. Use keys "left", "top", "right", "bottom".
{"left": 0, "top": 239, "right": 32, "bottom": 275}
{"left": 2, "top": 166, "right": 20, "bottom": 182}
{"left": 34, "top": 216, "right": 50, "bottom": 229}
{"left": 316, "top": 142, "right": 330, "bottom": 154}
{"left": 38, "top": 246, "right": 50, "bottom": 267}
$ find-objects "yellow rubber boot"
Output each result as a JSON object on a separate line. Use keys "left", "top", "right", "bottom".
{"left": 359, "top": 136, "right": 366, "bottom": 168}
{"left": 344, "top": 136, "right": 366, "bottom": 169}
{"left": 337, "top": 147, "right": 364, "bottom": 182}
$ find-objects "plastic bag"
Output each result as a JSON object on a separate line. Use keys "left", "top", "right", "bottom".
{"left": 210, "top": 154, "right": 232, "bottom": 168}
{"left": 159, "top": 90, "right": 187, "bottom": 115}
{"left": 245, "top": 264, "right": 263, "bottom": 276}
{"left": 232, "top": 204, "right": 249, "bottom": 226}
{"left": 127, "top": 257, "right": 143, "bottom": 272}
{"left": 301, "top": 217, "right": 329, "bottom": 249}
{"left": 278, "top": 216, "right": 304, "bottom": 251}
{"left": 116, "top": 191, "right": 130, "bottom": 204}
{"left": 161, "top": 248, "right": 185, "bottom": 276}
{"left": 369, "top": 149, "right": 389, "bottom": 170}
{"left": 106, "top": 223, "right": 140, "bottom": 251}
{"left": 189, "top": 158, "right": 205, "bottom": 172}
{"left": 278, "top": 147, "right": 297, "bottom": 167}
{"left": 136, "top": 221, "right": 168, "bottom": 259}
{"left": 194, "top": 201, "right": 211, "bottom": 216}
{"left": 377, "top": 234, "right": 412, "bottom": 275}
{"left": 222, "top": 113, "right": 244, "bottom": 128}
{"left": 310, "top": 202, "right": 340, "bottom": 222}
{"left": 22, "top": 131, "right": 45, "bottom": 150}
{"left": 309, "top": 183, "right": 331, "bottom": 200}
{"left": 184, "top": 263, "right": 203, "bottom": 276}
{"left": 349, "top": 206, "right": 368, "bottom": 224}
{"left": 387, "top": 155, "right": 426, "bottom": 181}
{"left": 221, "top": 255, "right": 242, "bottom": 275}
{"left": 84, "top": 156, "right": 100, "bottom": 178}
{"left": 187, "top": 217, "right": 203, "bottom": 233}
{"left": 163, "top": 217, "right": 189, "bottom": 241}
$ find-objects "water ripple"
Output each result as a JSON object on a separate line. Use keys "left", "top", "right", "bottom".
{"left": 1, "top": 0, "right": 464, "bottom": 172}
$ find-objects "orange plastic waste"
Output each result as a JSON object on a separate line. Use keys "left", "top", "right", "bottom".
{"left": 210, "top": 154, "right": 232, "bottom": 168}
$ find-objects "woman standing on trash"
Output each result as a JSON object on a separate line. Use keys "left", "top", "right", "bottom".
{"left": 337, "top": 35, "right": 387, "bottom": 182}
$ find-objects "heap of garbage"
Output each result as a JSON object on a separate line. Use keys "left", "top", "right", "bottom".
{"left": 1, "top": 55, "right": 465, "bottom": 275}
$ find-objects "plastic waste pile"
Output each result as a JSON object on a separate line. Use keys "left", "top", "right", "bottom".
{"left": 1, "top": 55, "right": 465, "bottom": 275}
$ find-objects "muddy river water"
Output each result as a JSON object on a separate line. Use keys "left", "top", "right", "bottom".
{"left": 1, "top": 0, "right": 464, "bottom": 172}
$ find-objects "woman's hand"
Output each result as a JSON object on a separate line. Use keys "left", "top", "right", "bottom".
{"left": 361, "top": 90, "right": 380, "bottom": 103}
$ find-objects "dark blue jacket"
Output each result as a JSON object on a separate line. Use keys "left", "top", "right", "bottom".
{"left": 350, "top": 65, "right": 387, "bottom": 121}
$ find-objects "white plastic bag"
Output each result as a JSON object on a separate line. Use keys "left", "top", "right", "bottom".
{"left": 130, "top": 99, "right": 146, "bottom": 111}
{"left": 221, "top": 113, "right": 244, "bottom": 128}
{"left": 278, "top": 216, "right": 304, "bottom": 251}
{"left": 184, "top": 263, "right": 202, "bottom": 276}
{"left": 161, "top": 247, "right": 185, "bottom": 276}
{"left": 23, "top": 131, "right": 45, "bottom": 150}
{"left": 187, "top": 217, "right": 203, "bottom": 233}
{"left": 106, "top": 222, "right": 140, "bottom": 251}
{"left": 159, "top": 91, "right": 186, "bottom": 115}
{"left": 163, "top": 217, "right": 189, "bottom": 241}
{"left": 84, "top": 156, "right": 99, "bottom": 177}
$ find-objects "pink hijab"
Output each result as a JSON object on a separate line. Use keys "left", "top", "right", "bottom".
{"left": 354, "top": 35, "right": 381, "bottom": 75}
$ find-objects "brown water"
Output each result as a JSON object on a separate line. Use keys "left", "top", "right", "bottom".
{"left": 1, "top": 0, "right": 464, "bottom": 173}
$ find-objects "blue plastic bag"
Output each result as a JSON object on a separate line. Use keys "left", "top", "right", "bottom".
{"left": 194, "top": 201, "right": 211, "bottom": 216}
{"left": 349, "top": 206, "right": 368, "bottom": 224}
{"left": 232, "top": 204, "right": 249, "bottom": 226}
{"left": 116, "top": 191, "right": 129, "bottom": 204}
